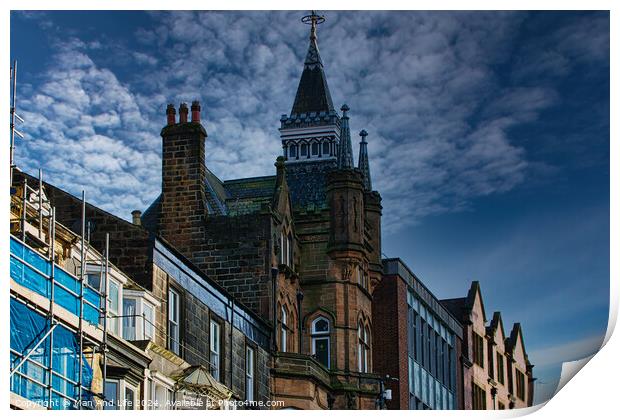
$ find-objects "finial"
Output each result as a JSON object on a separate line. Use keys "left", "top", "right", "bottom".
{"left": 359, "top": 129, "right": 368, "bottom": 142}
{"left": 301, "top": 11, "right": 325, "bottom": 40}
{"left": 341, "top": 104, "right": 350, "bottom": 117}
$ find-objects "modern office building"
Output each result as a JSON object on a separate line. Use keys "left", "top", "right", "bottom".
{"left": 373, "top": 258, "right": 463, "bottom": 410}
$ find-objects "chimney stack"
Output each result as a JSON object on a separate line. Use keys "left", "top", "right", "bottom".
{"left": 131, "top": 210, "right": 142, "bottom": 226}
{"left": 179, "top": 103, "right": 189, "bottom": 123}
{"left": 191, "top": 101, "right": 201, "bottom": 123}
{"left": 166, "top": 104, "right": 176, "bottom": 125}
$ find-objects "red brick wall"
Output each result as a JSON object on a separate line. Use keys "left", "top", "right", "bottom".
{"left": 372, "top": 273, "right": 409, "bottom": 409}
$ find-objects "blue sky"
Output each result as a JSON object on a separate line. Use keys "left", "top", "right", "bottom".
{"left": 10, "top": 11, "right": 609, "bottom": 405}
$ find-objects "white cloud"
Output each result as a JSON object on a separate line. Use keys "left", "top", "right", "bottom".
{"left": 14, "top": 11, "right": 608, "bottom": 230}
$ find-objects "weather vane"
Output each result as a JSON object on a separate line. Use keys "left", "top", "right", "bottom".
{"left": 301, "top": 11, "right": 325, "bottom": 39}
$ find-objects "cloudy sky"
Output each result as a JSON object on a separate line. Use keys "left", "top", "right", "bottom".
{"left": 10, "top": 10, "right": 609, "bottom": 404}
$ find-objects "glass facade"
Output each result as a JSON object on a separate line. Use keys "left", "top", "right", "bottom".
{"left": 407, "top": 291, "right": 457, "bottom": 410}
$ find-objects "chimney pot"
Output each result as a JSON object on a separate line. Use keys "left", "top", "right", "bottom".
{"left": 179, "top": 103, "right": 189, "bottom": 123}
{"left": 166, "top": 103, "right": 176, "bottom": 125}
{"left": 131, "top": 210, "right": 142, "bottom": 226}
{"left": 191, "top": 101, "right": 201, "bottom": 123}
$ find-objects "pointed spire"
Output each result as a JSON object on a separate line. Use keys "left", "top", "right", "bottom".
{"left": 291, "top": 12, "right": 335, "bottom": 115}
{"left": 358, "top": 129, "right": 372, "bottom": 190}
{"left": 337, "top": 104, "right": 354, "bottom": 169}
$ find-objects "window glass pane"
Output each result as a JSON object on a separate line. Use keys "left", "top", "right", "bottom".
{"left": 125, "top": 387, "right": 135, "bottom": 410}
{"left": 314, "top": 337, "right": 329, "bottom": 368}
{"left": 323, "top": 142, "right": 330, "bottom": 154}
{"left": 313, "top": 318, "right": 329, "bottom": 333}
{"left": 210, "top": 321, "right": 220, "bottom": 380}
{"left": 86, "top": 273, "right": 101, "bottom": 291}
{"left": 143, "top": 304, "right": 154, "bottom": 340}
{"left": 246, "top": 346, "right": 254, "bottom": 401}
{"left": 123, "top": 298, "right": 136, "bottom": 341}
{"left": 312, "top": 143, "right": 318, "bottom": 155}
{"left": 104, "top": 381, "right": 118, "bottom": 410}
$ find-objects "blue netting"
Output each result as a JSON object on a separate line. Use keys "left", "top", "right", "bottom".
{"left": 10, "top": 237, "right": 101, "bottom": 325}
{"left": 10, "top": 298, "right": 95, "bottom": 410}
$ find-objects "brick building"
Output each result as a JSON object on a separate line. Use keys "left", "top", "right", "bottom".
{"left": 373, "top": 258, "right": 463, "bottom": 410}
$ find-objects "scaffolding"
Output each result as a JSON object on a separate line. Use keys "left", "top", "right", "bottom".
{"left": 9, "top": 171, "right": 109, "bottom": 410}
{"left": 10, "top": 60, "right": 25, "bottom": 188}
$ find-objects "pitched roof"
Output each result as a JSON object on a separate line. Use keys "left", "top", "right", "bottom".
{"left": 223, "top": 175, "right": 276, "bottom": 216}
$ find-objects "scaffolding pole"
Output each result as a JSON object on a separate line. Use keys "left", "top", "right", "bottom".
{"left": 38, "top": 169, "right": 43, "bottom": 239}
{"left": 10, "top": 60, "right": 17, "bottom": 186}
{"left": 10, "top": 323, "right": 58, "bottom": 377}
{"left": 77, "top": 191, "right": 86, "bottom": 409}
{"left": 47, "top": 207, "right": 56, "bottom": 409}
{"left": 102, "top": 233, "right": 109, "bottom": 409}
{"left": 21, "top": 179, "right": 28, "bottom": 242}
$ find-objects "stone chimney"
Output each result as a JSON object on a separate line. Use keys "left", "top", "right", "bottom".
{"left": 159, "top": 101, "right": 208, "bottom": 254}
{"left": 131, "top": 210, "right": 142, "bottom": 226}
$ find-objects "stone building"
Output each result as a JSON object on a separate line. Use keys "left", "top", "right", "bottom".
{"left": 442, "top": 282, "right": 534, "bottom": 409}
{"left": 134, "top": 12, "right": 383, "bottom": 409}
{"left": 373, "top": 258, "right": 462, "bottom": 410}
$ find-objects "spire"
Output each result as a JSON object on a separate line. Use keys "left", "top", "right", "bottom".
{"left": 337, "top": 104, "right": 354, "bottom": 169}
{"left": 358, "top": 129, "right": 372, "bottom": 190}
{"left": 290, "top": 12, "right": 335, "bottom": 115}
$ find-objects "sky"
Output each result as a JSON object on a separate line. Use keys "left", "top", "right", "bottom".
{"left": 10, "top": 10, "right": 609, "bottom": 405}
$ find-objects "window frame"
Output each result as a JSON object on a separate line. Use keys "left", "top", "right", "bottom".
{"left": 210, "top": 318, "right": 222, "bottom": 381}
{"left": 168, "top": 287, "right": 180, "bottom": 354}
{"left": 311, "top": 316, "right": 331, "bottom": 369}
{"left": 472, "top": 332, "right": 485, "bottom": 368}
{"left": 245, "top": 344, "right": 256, "bottom": 402}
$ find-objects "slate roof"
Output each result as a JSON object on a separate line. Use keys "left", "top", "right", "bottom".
{"left": 285, "top": 160, "right": 336, "bottom": 210}
{"left": 223, "top": 176, "right": 276, "bottom": 216}
{"left": 290, "top": 22, "right": 335, "bottom": 116}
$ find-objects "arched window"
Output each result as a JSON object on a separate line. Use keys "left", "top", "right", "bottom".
{"left": 311, "top": 317, "right": 330, "bottom": 368}
{"left": 287, "top": 233, "right": 293, "bottom": 268}
{"left": 281, "top": 305, "right": 288, "bottom": 352}
{"left": 301, "top": 144, "right": 307, "bottom": 157}
{"left": 290, "top": 145, "right": 297, "bottom": 158}
{"left": 311, "top": 142, "right": 319, "bottom": 156}
{"left": 323, "top": 142, "right": 330, "bottom": 155}
{"left": 358, "top": 322, "right": 370, "bottom": 373}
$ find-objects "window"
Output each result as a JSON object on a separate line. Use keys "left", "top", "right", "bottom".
{"left": 357, "top": 322, "right": 370, "bottom": 373}
{"left": 311, "top": 317, "right": 330, "bottom": 368}
{"left": 280, "top": 306, "right": 288, "bottom": 352}
{"left": 287, "top": 233, "right": 293, "bottom": 267}
{"left": 497, "top": 352, "right": 505, "bottom": 385}
{"left": 289, "top": 145, "right": 297, "bottom": 158}
{"left": 123, "top": 298, "right": 137, "bottom": 341}
{"left": 153, "top": 381, "right": 173, "bottom": 410}
{"left": 311, "top": 142, "right": 319, "bottom": 155}
{"left": 86, "top": 272, "right": 101, "bottom": 291}
{"left": 323, "top": 142, "right": 330, "bottom": 155}
{"left": 473, "top": 333, "right": 484, "bottom": 368}
{"left": 515, "top": 369, "right": 525, "bottom": 401}
{"left": 472, "top": 382, "right": 486, "bottom": 410}
{"left": 104, "top": 380, "right": 119, "bottom": 410}
{"left": 168, "top": 289, "right": 180, "bottom": 354}
{"left": 245, "top": 345, "right": 255, "bottom": 401}
{"left": 301, "top": 144, "right": 307, "bottom": 157}
{"left": 124, "top": 385, "right": 136, "bottom": 410}
{"left": 143, "top": 303, "right": 154, "bottom": 340}
{"left": 108, "top": 279, "right": 120, "bottom": 336}
{"left": 210, "top": 319, "right": 221, "bottom": 381}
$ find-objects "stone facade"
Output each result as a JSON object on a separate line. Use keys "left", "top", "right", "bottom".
{"left": 442, "top": 282, "right": 534, "bottom": 410}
